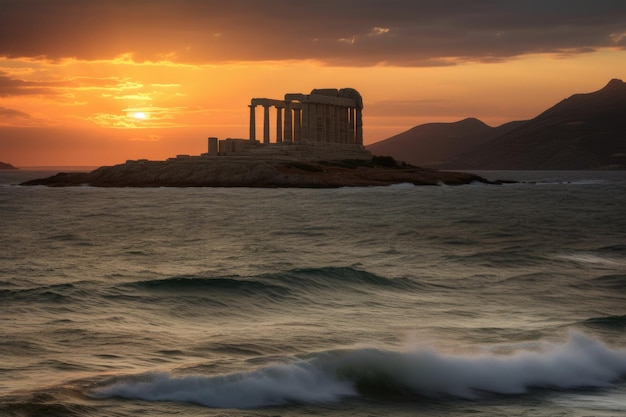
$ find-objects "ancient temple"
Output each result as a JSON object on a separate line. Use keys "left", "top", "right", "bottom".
{"left": 207, "top": 88, "right": 371, "bottom": 161}
{"left": 249, "top": 88, "right": 363, "bottom": 145}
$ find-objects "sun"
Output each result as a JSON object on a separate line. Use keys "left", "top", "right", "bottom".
{"left": 131, "top": 111, "right": 148, "bottom": 120}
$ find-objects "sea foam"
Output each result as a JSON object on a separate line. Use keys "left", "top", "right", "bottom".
{"left": 94, "top": 362, "right": 356, "bottom": 408}
{"left": 93, "top": 333, "right": 626, "bottom": 408}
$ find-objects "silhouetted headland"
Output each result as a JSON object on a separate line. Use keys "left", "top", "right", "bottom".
{"left": 0, "top": 161, "right": 18, "bottom": 170}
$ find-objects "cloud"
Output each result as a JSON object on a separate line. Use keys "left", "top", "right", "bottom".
{"left": 0, "top": 73, "right": 66, "bottom": 96}
{"left": 0, "top": 72, "right": 151, "bottom": 107}
{"left": 0, "top": 106, "right": 30, "bottom": 119}
{"left": 0, "top": 0, "right": 624, "bottom": 66}
{"left": 86, "top": 106, "right": 189, "bottom": 129}
{"left": 370, "top": 27, "right": 391, "bottom": 36}
{"left": 0, "top": 105, "right": 58, "bottom": 128}
{"left": 113, "top": 93, "right": 153, "bottom": 101}
{"left": 127, "top": 134, "right": 162, "bottom": 142}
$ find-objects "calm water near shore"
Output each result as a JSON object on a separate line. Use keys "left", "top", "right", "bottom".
{"left": 1, "top": 170, "right": 625, "bottom": 416}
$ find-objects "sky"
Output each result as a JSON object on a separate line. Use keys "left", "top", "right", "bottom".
{"left": 1, "top": 0, "right": 625, "bottom": 167}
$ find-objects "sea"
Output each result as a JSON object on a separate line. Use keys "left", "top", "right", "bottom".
{"left": 1, "top": 169, "right": 625, "bottom": 417}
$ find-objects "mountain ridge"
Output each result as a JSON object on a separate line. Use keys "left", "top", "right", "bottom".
{"left": 367, "top": 79, "right": 626, "bottom": 170}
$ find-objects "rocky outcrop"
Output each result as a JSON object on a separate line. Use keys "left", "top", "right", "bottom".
{"left": 0, "top": 161, "right": 18, "bottom": 170}
{"left": 21, "top": 157, "right": 494, "bottom": 188}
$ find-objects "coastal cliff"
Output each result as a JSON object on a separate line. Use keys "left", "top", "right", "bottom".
{"left": 21, "top": 157, "right": 490, "bottom": 187}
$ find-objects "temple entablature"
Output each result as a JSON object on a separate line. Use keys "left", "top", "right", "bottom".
{"left": 250, "top": 98, "right": 290, "bottom": 108}
{"left": 284, "top": 93, "right": 355, "bottom": 107}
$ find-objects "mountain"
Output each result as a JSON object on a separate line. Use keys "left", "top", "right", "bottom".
{"left": 440, "top": 79, "right": 626, "bottom": 169}
{"left": 0, "top": 161, "right": 18, "bottom": 169}
{"left": 369, "top": 79, "right": 626, "bottom": 170}
{"left": 367, "top": 118, "right": 522, "bottom": 167}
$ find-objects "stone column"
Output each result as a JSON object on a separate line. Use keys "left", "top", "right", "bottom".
{"left": 356, "top": 108, "right": 363, "bottom": 145}
{"left": 293, "top": 108, "right": 302, "bottom": 142}
{"left": 324, "top": 104, "right": 331, "bottom": 142}
{"left": 263, "top": 104, "right": 270, "bottom": 144}
{"left": 208, "top": 137, "right": 218, "bottom": 155}
{"left": 331, "top": 105, "right": 338, "bottom": 143}
{"left": 249, "top": 104, "right": 256, "bottom": 141}
{"left": 335, "top": 107, "right": 341, "bottom": 143}
{"left": 309, "top": 103, "right": 318, "bottom": 143}
{"left": 284, "top": 101, "right": 292, "bottom": 143}
{"left": 344, "top": 107, "right": 352, "bottom": 143}
{"left": 329, "top": 105, "right": 335, "bottom": 143}
{"left": 348, "top": 107, "right": 355, "bottom": 144}
{"left": 339, "top": 106, "right": 347, "bottom": 143}
{"left": 276, "top": 106, "right": 283, "bottom": 143}
{"left": 320, "top": 104, "right": 327, "bottom": 142}
{"left": 325, "top": 105, "right": 331, "bottom": 142}
{"left": 300, "top": 103, "right": 309, "bottom": 142}
{"left": 335, "top": 106, "right": 341, "bottom": 143}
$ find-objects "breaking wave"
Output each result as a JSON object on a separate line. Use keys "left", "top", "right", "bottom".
{"left": 93, "top": 333, "right": 626, "bottom": 409}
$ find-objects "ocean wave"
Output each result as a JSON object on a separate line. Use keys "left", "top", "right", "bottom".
{"left": 124, "top": 267, "right": 416, "bottom": 298}
{"left": 24, "top": 267, "right": 421, "bottom": 314}
{"left": 92, "top": 333, "right": 626, "bottom": 409}
{"left": 93, "top": 363, "right": 355, "bottom": 409}
{"left": 556, "top": 252, "right": 625, "bottom": 266}
{"left": 444, "top": 248, "right": 546, "bottom": 268}
{"left": 582, "top": 315, "right": 626, "bottom": 329}
{"left": 270, "top": 267, "right": 417, "bottom": 291}
{"left": 0, "top": 283, "right": 91, "bottom": 304}
{"left": 127, "top": 276, "right": 289, "bottom": 297}
{"left": 588, "top": 274, "right": 626, "bottom": 290}
{"left": 0, "top": 391, "right": 93, "bottom": 417}
{"left": 598, "top": 244, "right": 626, "bottom": 253}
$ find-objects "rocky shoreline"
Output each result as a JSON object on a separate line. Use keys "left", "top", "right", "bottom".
{"left": 20, "top": 157, "right": 501, "bottom": 188}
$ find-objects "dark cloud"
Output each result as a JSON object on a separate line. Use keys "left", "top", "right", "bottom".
{"left": 0, "top": 73, "right": 68, "bottom": 96}
{"left": 0, "top": 106, "right": 30, "bottom": 119}
{"left": 0, "top": 0, "right": 624, "bottom": 65}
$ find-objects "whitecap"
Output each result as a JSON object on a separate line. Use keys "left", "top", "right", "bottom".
{"left": 93, "top": 333, "right": 626, "bottom": 408}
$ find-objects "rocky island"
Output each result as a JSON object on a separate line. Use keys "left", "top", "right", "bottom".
{"left": 21, "top": 155, "right": 490, "bottom": 188}
{"left": 21, "top": 87, "right": 497, "bottom": 188}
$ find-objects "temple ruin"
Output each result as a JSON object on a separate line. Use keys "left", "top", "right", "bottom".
{"left": 205, "top": 88, "right": 372, "bottom": 161}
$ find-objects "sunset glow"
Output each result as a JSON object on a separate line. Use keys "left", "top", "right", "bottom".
{"left": 131, "top": 112, "right": 147, "bottom": 121}
{"left": 1, "top": 0, "right": 625, "bottom": 167}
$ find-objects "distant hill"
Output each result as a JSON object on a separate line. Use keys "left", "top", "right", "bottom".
{"left": 0, "top": 161, "right": 18, "bottom": 170}
{"left": 368, "top": 79, "right": 626, "bottom": 170}
{"left": 367, "top": 118, "right": 523, "bottom": 167}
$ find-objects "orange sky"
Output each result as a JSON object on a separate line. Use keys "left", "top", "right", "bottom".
{"left": 1, "top": 0, "right": 625, "bottom": 167}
